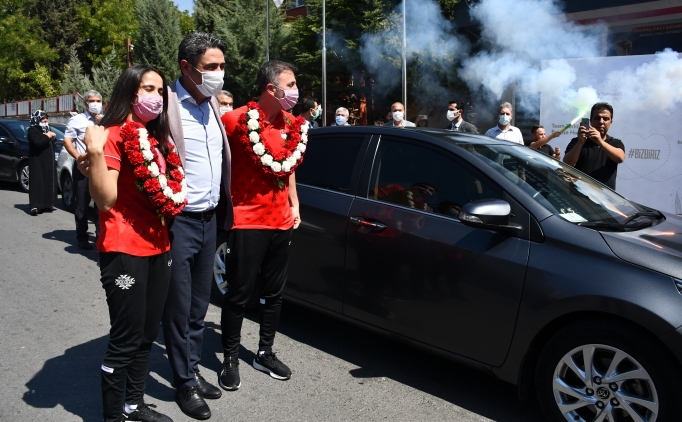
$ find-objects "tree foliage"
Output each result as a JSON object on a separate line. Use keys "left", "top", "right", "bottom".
{"left": 76, "top": 0, "right": 138, "bottom": 69}
{"left": 61, "top": 47, "right": 94, "bottom": 111}
{"left": 92, "top": 48, "right": 123, "bottom": 103}
{"left": 135, "top": 0, "right": 183, "bottom": 82}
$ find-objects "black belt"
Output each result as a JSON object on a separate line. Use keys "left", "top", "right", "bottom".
{"left": 181, "top": 209, "right": 215, "bottom": 222}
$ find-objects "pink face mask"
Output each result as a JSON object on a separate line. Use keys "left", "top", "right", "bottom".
{"left": 274, "top": 85, "right": 299, "bottom": 110}
{"left": 132, "top": 94, "right": 163, "bottom": 123}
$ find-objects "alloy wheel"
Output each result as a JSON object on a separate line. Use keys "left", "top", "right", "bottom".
{"left": 62, "top": 175, "right": 74, "bottom": 209}
{"left": 214, "top": 241, "right": 228, "bottom": 295}
{"left": 20, "top": 165, "right": 29, "bottom": 192}
{"left": 553, "top": 344, "right": 659, "bottom": 422}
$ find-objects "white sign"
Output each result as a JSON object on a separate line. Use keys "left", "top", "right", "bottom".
{"left": 540, "top": 54, "right": 682, "bottom": 214}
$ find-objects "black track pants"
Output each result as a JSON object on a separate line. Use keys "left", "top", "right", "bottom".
{"left": 220, "top": 228, "right": 293, "bottom": 357}
{"left": 99, "top": 251, "right": 171, "bottom": 422}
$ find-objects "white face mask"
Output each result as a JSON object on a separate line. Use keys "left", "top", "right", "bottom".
{"left": 220, "top": 107, "right": 233, "bottom": 116}
{"left": 392, "top": 111, "right": 404, "bottom": 122}
{"left": 190, "top": 64, "right": 225, "bottom": 98}
{"left": 499, "top": 114, "right": 511, "bottom": 125}
{"left": 88, "top": 102, "right": 102, "bottom": 115}
{"left": 335, "top": 115, "right": 347, "bottom": 125}
{"left": 446, "top": 110, "right": 459, "bottom": 121}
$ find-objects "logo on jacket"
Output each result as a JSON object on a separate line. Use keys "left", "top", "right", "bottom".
{"left": 115, "top": 274, "right": 136, "bottom": 289}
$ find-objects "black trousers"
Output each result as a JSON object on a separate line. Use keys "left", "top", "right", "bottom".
{"left": 162, "top": 215, "right": 216, "bottom": 390}
{"left": 100, "top": 251, "right": 172, "bottom": 422}
{"left": 220, "top": 228, "right": 293, "bottom": 357}
{"left": 73, "top": 163, "right": 99, "bottom": 242}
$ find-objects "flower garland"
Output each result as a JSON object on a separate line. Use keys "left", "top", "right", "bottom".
{"left": 236, "top": 101, "right": 307, "bottom": 188}
{"left": 121, "top": 121, "right": 187, "bottom": 224}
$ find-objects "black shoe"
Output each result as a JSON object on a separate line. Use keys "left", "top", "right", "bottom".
{"left": 122, "top": 403, "right": 173, "bottom": 422}
{"left": 253, "top": 350, "right": 291, "bottom": 380}
{"left": 218, "top": 355, "right": 241, "bottom": 391}
{"left": 78, "top": 240, "right": 93, "bottom": 250}
{"left": 175, "top": 385, "right": 211, "bottom": 420}
{"left": 30, "top": 208, "right": 38, "bottom": 216}
{"left": 195, "top": 370, "right": 222, "bottom": 399}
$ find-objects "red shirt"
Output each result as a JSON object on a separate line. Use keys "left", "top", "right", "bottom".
{"left": 222, "top": 105, "right": 294, "bottom": 230}
{"left": 97, "top": 124, "right": 170, "bottom": 256}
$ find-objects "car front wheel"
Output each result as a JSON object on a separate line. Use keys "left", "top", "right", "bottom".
{"left": 536, "top": 321, "right": 682, "bottom": 422}
{"left": 61, "top": 172, "right": 75, "bottom": 212}
{"left": 18, "top": 162, "right": 29, "bottom": 193}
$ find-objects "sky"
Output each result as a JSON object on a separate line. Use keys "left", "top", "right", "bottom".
{"left": 173, "top": 0, "right": 193, "bottom": 13}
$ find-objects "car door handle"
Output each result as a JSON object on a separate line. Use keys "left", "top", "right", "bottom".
{"left": 350, "top": 216, "right": 387, "bottom": 232}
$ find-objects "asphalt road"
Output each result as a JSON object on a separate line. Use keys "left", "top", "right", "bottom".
{"left": 0, "top": 182, "right": 545, "bottom": 421}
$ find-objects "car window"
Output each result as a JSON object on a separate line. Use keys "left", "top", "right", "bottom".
{"left": 0, "top": 126, "right": 10, "bottom": 138}
{"left": 296, "top": 135, "right": 364, "bottom": 193}
{"left": 368, "top": 138, "right": 500, "bottom": 218}
{"left": 459, "top": 143, "right": 641, "bottom": 224}
{"left": 2, "top": 121, "right": 29, "bottom": 142}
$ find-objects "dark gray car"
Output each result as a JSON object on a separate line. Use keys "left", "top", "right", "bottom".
{"left": 215, "top": 127, "right": 682, "bottom": 422}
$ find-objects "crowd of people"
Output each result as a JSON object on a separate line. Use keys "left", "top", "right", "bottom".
{"left": 22, "top": 29, "right": 624, "bottom": 422}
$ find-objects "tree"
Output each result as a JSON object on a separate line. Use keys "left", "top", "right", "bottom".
{"left": 92, "top": 48, "right": 123, "bottom": 104}
{"left": 135, "top": 0, "right": 183, "bottom": 81}
{"left": 177, "top": 9, "right": 195, "bottom": 36}
{"left": 61, "top": 47, "right": 94, "bottom": 112}
{"left": 195, "top": 0, "right": 292, "bottom": 104}
{"left": 76, "top": 0, "right": 138, "bottom": 69}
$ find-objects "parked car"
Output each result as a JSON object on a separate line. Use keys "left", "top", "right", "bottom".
{"left": 56, "top": 144, "right": 76, "bottom": 211}
{"left": 0, "top": 118, "right": 64, "bottom": 193}
{"left": 215, "top": 127, "right": 682, "bottom": 422}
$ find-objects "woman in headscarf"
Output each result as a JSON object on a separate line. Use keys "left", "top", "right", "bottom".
{"left": 27, "top": 110, "right": 58, "bottom": 216}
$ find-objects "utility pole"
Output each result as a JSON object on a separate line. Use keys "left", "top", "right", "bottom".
{"left": 126, "top": 38, "right": 132, "bottom": 68}
{"left": 322, "top": 0, "right": 327, "bottom": 127}
{"left": 266, "top": 0, "right": 270, "bottom": 61}
{"left": 401, "top": 0, "right": 407, "bottom": 115}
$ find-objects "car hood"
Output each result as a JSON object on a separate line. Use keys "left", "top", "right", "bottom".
{"left": 601, "top": 212, "right": 682, "bottom": 279}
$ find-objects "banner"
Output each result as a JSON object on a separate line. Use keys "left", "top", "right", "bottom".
{"left": 540, "top": 54, "right": 682, "bottom": 215}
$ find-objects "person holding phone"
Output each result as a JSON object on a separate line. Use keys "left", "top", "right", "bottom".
{"left": 563, "top": 102, "right": 625, "bottom": 189}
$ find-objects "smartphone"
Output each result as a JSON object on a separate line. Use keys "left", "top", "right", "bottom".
{"left": 580, "top": 118, "right": 590, "bottom": 128}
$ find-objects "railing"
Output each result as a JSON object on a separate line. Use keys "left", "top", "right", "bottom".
{"left": 0, "top": 93, "right": 78, "bottom": 118}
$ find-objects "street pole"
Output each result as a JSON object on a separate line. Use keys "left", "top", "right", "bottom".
{"left": 266, "top": 0, "right": 270, "bottom": 61}
{"left": 401, "top": 0, "right": 407, "bottom": 116}
{"left": 322, "top": 0, "right": 327, "bottom": 127}
{"left": 126, "top": 37, "right": 132, "bottom": 68}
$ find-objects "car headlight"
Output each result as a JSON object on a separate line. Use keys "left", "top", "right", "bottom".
{"left": 674, "top": 278, "right": 682, "bottom": 295}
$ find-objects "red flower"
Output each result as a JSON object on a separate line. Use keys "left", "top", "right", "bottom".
{"left": 124, "top": 141, "right": 139, "bottom": 154}
{"left": 166, "top": 152, "right": 181, "bottom": 167}
{"left": 160, "top": 201, "right": 176, "bottom": 215}
{"left": 151, "top": 192, "right": 167, "bottom": 207}
{"left": 170, "top": 169, "right": 184, "bottom": 182}
{"left": 128, "top": 151, "right": 145, "bottom": 166}
{"left": 134, "top": 165, "right": 151, "bottom": 179}
{"left": 143, "top": 178, "right": 162, "bottom": 194}
{"left": 167, "top": 180, "right": 182, "bottom": 193}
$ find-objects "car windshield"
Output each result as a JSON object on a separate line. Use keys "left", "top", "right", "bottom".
{"left": 3, "top": 120, "right": 30, "bottom": 141}
{"left": 456, "top": 142, "right": 652, "bottom": 226}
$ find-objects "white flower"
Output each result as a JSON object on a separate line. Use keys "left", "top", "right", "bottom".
{"left": 158, "top": 174, "right": 167, "bottom": 189}
{"left": 292, "top": 150, "right": 301, "bottom": 161}
{"left": 247, "top": 119, "right": 260, "bottom": 130}
{"left": 142, "top": 149, "right": 154, "bottom": 161}
{"left": 252, "top": 142, "right": 265, "bottom": 156}
{"left": 138, "top": 128, "right": 148, "bottom": 140}
{"left": 281, "top": 133, "right": 287, "bottom": 139}
{"left": 261, "top": 154, "right": 273, "bottom": 166}
{"left": 271, "top": 162, "right": 282, "bottom": 172}
{"left": 181, "top": 179, "right": 187, "bottom": 189}
{"left": 282, "top": 161, "right": 292, "bottom": 172}
{"left": 297, "top": 143, "right": 306, "bottom": 153}
{"left": 163, "top": 186, "right": 173, "bottom": 197}
{"left": 286, "top": 156, "right": 297, "bottom": 167}
{"left": 172, "top": 191, "right": 186, "bottom": 204}
{"left": 301, "top": 134, "right": 308, "bottom": 144}
{"left": 139, "top": 138, "right": 151, "bottom": 150}
{"left": 248, "top": 132, "right": 260, "bottom": 143}
{"left": 247, "top": 109, "right": 260, "bottom": 120}
{"left": 148, "top": 162, "right": 160, "bottom": 177}
{"left": 178, "top": 166, "right": 184, "bottom": 175}
{"left": 300, "top": 124, "right": 308, "bottom": 134}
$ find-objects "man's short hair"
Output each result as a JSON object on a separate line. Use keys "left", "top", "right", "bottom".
{"left": 219, "top": 90, "right": 233, "bottom": 98}
{"left": 84, "top": 90, "right": 102, "bottom": 100}
{"left": 499, "top": 102, "right": 513, "bottom": 113}
{"left": 256, "top": 60, "right": 298, "bottom": 94}
{"left": 590, "top": 102, "right": 613, "bottom": 120}
{"left": 448, "top": 100, "right": 463, "bottom": 111}
{"left": 301, "top": 96, "right": 317, "bottom": 112}
{"left": 531, "top": 125, "right": 544, "bottom": 134}
{"left": 178, "top": 32, "right": 227, "bottom": 68}
{"left": 335, "top": 107, "right": 349, "bottom": 115}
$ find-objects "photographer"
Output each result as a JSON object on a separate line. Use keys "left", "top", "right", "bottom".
{"left": 563, "top": 102, "right": 625, "bottom": 189}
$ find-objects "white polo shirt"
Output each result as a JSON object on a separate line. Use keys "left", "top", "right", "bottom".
{"left": 64, "top": 112, "right": 98, "bottom": 154}
{"left": 485, "top": 125, "right": 524, "bottom": 144}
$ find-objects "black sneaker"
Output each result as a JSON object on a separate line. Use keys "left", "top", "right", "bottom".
{"left": 253, "top": 350, "right": 291, "bottom": 380}
{"left": 122, "top": 403, "right": 173, "bottom": 422}
{"left": 219, "top": 355, "right": 241, "bottom": 390}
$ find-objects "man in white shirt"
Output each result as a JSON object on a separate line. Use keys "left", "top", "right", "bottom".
{"left": 63, "top": 90, "right": 102, "bottom": 249}
{"left": 383, "top": 102, "right": 415, "bottom": 128}
{"left": 484, "top": 102, "right": 524, "bottom": 144}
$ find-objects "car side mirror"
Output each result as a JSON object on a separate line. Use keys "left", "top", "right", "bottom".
{"left": 0, "top": 136, "right": 13, "bottom": 144}
{"left": 459, "top": 199, "right": 522, "bottom": 233}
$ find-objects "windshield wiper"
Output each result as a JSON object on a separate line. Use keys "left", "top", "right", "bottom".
{"left": 578, "top": 219, "right": 655, "bottom": 231}
{"left": 621, "top": 210, "right": 663, "bottom": 225}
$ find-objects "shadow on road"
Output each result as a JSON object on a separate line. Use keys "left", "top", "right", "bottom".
{"left": 42, "top": 229, "right": 98, "bottom": 261}
{"left": 239, "top": 301, "right": 545, "bottom": 422}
